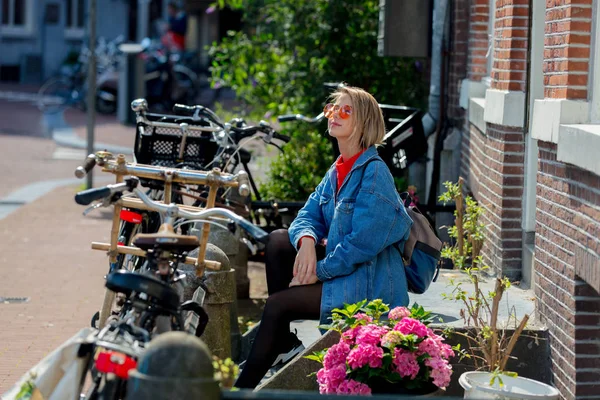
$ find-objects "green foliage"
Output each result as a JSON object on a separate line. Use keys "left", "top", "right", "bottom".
{"left": 209, "top": 0, "right": 428, "bottom": 200}
{"left": 213, "top": 356, "right": 240, "bottom": 389}
{"left": 438, "top": 180, "right": 486, "bottom": 270}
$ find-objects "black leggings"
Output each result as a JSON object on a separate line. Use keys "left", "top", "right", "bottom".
{"left": 234, "top": 229, "right": 324, "bottom": 389}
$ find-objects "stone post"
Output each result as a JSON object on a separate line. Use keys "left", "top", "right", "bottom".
{"left": 126, "top": 331, "right": 220, "bottom": 399}
{"left": 180, "top": 243, "right": 240, "bottom": 361}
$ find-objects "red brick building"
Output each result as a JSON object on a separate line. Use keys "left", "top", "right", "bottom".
{"left": 449, "top": 0, "right": 600, "bottom": 398}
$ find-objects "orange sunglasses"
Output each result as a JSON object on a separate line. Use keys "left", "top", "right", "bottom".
{"left": 324, "top": 103, "right": 353, "bottom": 119}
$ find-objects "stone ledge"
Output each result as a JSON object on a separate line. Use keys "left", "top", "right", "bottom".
{"left": 468, "top": 97, "right": 486, "bottom": 134}
{"left": 459, "top": 79, "right": 488, "bottom": 110}
{"left": 557, "top": 123, "right": 600, "bottom": 176}
{"left": 484, "top": 89, "right": 526, "bottom": 128}
{"left": 531, "top": 99, "right": 590, "bottom": 144}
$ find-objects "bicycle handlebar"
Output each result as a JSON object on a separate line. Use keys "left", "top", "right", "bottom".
{"left": 132, "top": 188, "right": 268, "bottom": 243}
{"left": 74, "top": 154, "right": 97, "bottom": 179}
{"left": 73, "top": 152, "right": 251, "bottom": 196}
{"left": 277, "top": 112, "right": 325, "bottom": 124}
{"left": 172, "top": 103, "right": 223, "bottom": 127}
{"left": 74, "top": 178, "right": 269, "bottom": 244}
{"left": 75, "top": 180, "right": 138, "bottom": 206}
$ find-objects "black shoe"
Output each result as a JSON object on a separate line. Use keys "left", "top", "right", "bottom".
{"left": 271, "top": 330, "right": 305, "bottom": 368}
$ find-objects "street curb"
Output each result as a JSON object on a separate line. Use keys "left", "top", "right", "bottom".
{"left": 52, "top": 127, "right": 132, "bottom": 155}
{"left": 0, "top": 176, "right": 113, "bottom": 221}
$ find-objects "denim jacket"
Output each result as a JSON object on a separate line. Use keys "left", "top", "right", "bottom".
{"left": 288, "top": 146, "right": 413, "bottom": 326}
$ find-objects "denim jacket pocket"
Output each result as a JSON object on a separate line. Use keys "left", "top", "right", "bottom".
{"left": 335, "top": 198, "right": 355, "bottom": 235}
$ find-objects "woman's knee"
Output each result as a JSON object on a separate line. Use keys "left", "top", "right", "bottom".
{"left": 262, "top": 293, "right": 287, "bottom": 321}
{"left": 266, "top": 229, "right": 294, "bottom": 257}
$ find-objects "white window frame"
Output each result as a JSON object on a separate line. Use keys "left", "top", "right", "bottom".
{"left": 482, "top": 0, "right": 496, "bottom": 88}
{"left": 65, "top": 0, "right": 86, "bottom": 39}
{"left": 590, "top": 0, "right": 600, "bottom": 123}
{"left": 0, "top": 0, "right": 34, "bottom": 37}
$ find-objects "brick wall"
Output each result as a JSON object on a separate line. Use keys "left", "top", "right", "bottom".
{"left": 492, "top": 0, "right": 529, "bottom": 91}
{"left": 533, "top": 0, "right": 600, "bottom": 398}
{"left": 460, "top": 0, "right": 527, "bottom": 278}
{"left": 535, "top": 142, "right": 600, "bottom": 399}
{"left": 468, "top": 0, "right": 491, "bottom": 81}
{"left": 463, "top": 123, "right": 525, "bottom": 278}
{"left": 456, "top": 0, "right": 600, "bottom": 397}
{"left": 544, "top": 0, "right": 593, "bottom": 99}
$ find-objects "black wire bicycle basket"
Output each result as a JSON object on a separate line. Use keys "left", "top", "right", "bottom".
{"left": 134, "top": 112, "right": 219, "bottom": 169}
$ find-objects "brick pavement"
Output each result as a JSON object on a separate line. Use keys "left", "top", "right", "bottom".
{"left": 0, "top": 185, "right": 111, "bottom": 393}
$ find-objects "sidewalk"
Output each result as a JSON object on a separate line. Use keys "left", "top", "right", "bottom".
{"left": 0, "top": 185, "right": 111, "bottom": 393}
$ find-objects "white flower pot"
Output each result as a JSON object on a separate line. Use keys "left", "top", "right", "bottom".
{"left": 459, "top": 371, "right": 560, "bottom": 400}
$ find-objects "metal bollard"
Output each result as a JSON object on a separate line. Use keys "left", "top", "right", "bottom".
{"left": 126, "top": 331, "right": 220, "bottom": 400}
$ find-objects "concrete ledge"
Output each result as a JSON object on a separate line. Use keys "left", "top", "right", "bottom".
{"left": 484, "top": 89, "right": 526, "bottom": 127}
{"left": 468, "top": 98, "right": 486, "bottom": 134}
{"left": 557, "top": 123, "right": 600, "bottom": 175}
{"left": 531, "top": 99, "right": 590, "bottom": 144}
{"left": 459, "top": 79, "right": 488, "bottom": 110}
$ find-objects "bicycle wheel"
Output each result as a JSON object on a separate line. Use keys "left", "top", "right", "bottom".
{"left": 37, "top": 77, "right": 80, "bottom": 114}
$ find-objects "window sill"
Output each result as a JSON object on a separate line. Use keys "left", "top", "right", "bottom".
{"left": 531, "top": 99, "right": 589, "bottom": 144}
{"left": 469, "top": 97, "right": 487, "bottom": 134}
{"left": 65, "top": 28, "right": 85, "bottom": 40}
{"left": 0, "top": 26, "right": 34, "bottom": 38}
{"left": 557, "top": 123, "right": 600, "bottom": 176}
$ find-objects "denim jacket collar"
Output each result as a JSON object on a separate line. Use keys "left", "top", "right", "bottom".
{"left": 328, "top": 145, "right": 379, "bottom": 192}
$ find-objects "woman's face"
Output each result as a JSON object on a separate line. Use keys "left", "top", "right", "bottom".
{"left": 327, "top": 95, "right": 354, "bottom": 141}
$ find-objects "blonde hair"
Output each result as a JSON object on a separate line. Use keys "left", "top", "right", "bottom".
{"left": 329, "top": 86, "right": 386, "bottom": 149}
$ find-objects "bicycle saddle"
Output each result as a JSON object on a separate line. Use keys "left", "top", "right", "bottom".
{"left": 105, "top": 270, "right": 180, "bottom": 313}
{"left": 132, "top": 223, "right": 199, "bottom": 252}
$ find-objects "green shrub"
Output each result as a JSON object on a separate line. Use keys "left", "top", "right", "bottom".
{"left": 210, "top": 0, "right": 427, "bottom": 200}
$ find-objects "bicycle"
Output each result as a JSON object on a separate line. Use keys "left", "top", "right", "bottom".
{"left": 74, "top": 150, "right": 252, "bottom": 330}
{"left": 74, "top": 177, "right": 268, "bottom": 399}
{"left": 167, "top": 103, "right": 309, "bottom": 233}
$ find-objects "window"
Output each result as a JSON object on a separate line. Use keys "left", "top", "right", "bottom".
{"left": 1, "top": 0, "right": 33, "bottom": 36}
{"left": 65, "top": 0, "right": 86, "bottom": 38}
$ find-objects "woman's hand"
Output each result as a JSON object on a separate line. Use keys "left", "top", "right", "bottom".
{"left": 294, "top": 237, "right": 317, "bottom": 284}
{"left": 289, "top": 273, "right": 319, "bottom": 287}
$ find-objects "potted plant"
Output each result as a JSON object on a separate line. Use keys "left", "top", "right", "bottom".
{"left": 439, "top": 180, "right": 559, "bottom": 399}
{"left": 306, "top": 299, "right": 455, "bottom": 396}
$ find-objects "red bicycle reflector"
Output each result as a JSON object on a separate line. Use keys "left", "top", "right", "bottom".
{"left": 120, "top": 210, "right": 143, "bottom": 224}
{"left": 95, "top": 351, "right": 137, "bottom": 379}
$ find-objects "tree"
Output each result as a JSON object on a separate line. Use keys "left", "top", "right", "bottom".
{"left": 210, "top": 0, "right": 427, "bottom": 200}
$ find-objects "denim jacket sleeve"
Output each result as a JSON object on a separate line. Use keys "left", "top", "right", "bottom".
{"left": 316, "top": 161, "right": 412, "bottom": 280}
{"left": 288, "top": 174, "right": 330, "bottom": 250}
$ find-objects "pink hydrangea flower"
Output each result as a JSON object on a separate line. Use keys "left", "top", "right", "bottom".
{"left": 380, "top": 330, "right": 404, "bottom": 347}
{"left": 341, "top": 325, "right": 362, "bottom": 344}
{"left": 337, "top": 379, "right": 372, "bottom": 395}
{"left": 355, "top": 324, "right": 389, "bottom": 347}
{"left": 323, "top": 341, "right": 351, "bottom": 369}
{"left": 426, "top": 357, "right": 452, "bottom": 389}
{"left": 347, "top": 344, "right": 384, "bottom": 369}
{"left": 317, "top": 364, "right": 348, "bottom": 394}
{"left": 388, "top": 306, "right": 411, "bottom": 321}
{"left": 394, "top": 317, "right": 429, "bottom": 338}
{"left": 354, "top": 313, "right": 373, "bottom": 324}
{"left": 393, "top": 348, "right": 420, "bottom": 379}
{"left": 418, "top": 333, "right": 455, "bottom": 360}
